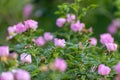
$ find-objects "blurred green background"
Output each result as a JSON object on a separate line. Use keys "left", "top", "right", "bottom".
{"left": 0, "top": 0, "right": 118, "bottom": 44}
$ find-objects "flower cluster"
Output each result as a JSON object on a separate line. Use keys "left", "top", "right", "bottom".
{"left": 32, "top": 32, "right": 54, "bottom": 46}
{"left": 108, "top": 19, "right": 120, "bottom": 34}
{"left": 7, "top": 19, "right": 38, "bottom": 40}
{"left": 0, "top": 69, "right": 30, "bottom": 80}
{"left": 0, "top": 46, "right": 31, "bottom": 80}
{"left": 100, "top": 33, "right": 117, "bottom": 52}
{"left": 56, "top": 14, "right": 85, "bottom": 32}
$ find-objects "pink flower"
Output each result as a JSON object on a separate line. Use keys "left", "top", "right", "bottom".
{"left": 66, "top": 14, "right": 76, "bottom": 23}
{"left": 15, "top": 22, "right": 26, "bottom": 34}
{"left": 56, "top": 18, "right": 66, "bottom": 27}
{"left": 112, "top": 19, "right": 120, "bottom": 28}
{"left": 70, "top": 20, "right": 85, "bottom": 32}
{"left": 15, "top": 69, "right": 30, "bottom": 80}
{"left": 44, "top": 32, "right": 53, "bottom": 41}
{"left": 8, "top": 25, "right": 16, "bottom": 35}
{"left": 33, "top": 36, "right": 46, "bottom": 46}
{"left": 115, "top": 62, "right": 120, "bottom": 74}
{"left": 108, "top": 25, "right": 117, "bottom": 34}
{"left": 24, "top": 19, "right": 38, "bottom": 31}
{"left": 98, "top": 64, "right": 111, "bottom": 76}
{"left": 89, "top": 38, "right": 97, "bottom": 46}
{"left": 20, "top": 53, "right": 32, "bottom": 64}
{"left": 23, "top": 4, "right": 33, "bottom": 19}
{"left": 0, "top": 46, "right": 9, "bottom": 57}
{"left": 100, "top": 33, "right": 114, "bottom": 44}
{"left": 0, "top": 72, "right": 14, "bottom": 80}
{"left": 105, "top": 43, "right": 117, "bottom": 52}
{"left": 54, "top": 58, "right": 67, "bottom": 72}
{"left": 54, "top": 38, "right": 66, "bottom": 48}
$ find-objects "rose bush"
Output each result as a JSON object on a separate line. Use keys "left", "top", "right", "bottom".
{"left": 0, "top": 0, "right": 120, "bottom": 80}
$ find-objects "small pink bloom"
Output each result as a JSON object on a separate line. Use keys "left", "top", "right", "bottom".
{"left": 24, "top": 19, "right": 38, "bottom": 31}
{"left": 112, "top": 19, "right": 120, "bottom": 28}
{"left": 89, "top": 38, "right": 97, "bottom": 46}
{"left": 54, "top": 58, "right": 67, "bottom": 72}
{"left": 0, "top": 72, "right": 14, "bottom": 80}
{"left": 33, "top": 36, "right": 46, "bottom": 46}
{"left": 56, "top": 18, "right": 66, "bottom": 27}
{"left": 115, "top": 62, "right": 120, "bottom": 74}
{"left": 54, "top": 38, "right": 66, "bottom": 48}
{"left": 15, "top": 69, "right": 30, "bottom": 80}
{"left": 100, "top": 33, "right": 114, "bottom": 44}
{"left": 108, "top": 24, "right": 117, "bottom": 34}
{"left": 8, "top": 25, "right": 16, "bottom": 35}
{"left": 15, "top": 22, "right": 26, "bottom": 34}
{"left": 0, "top": 46, "right": 9, "bottom": 57}
{"left": 20, "top": 53, "right": 32, "bottom": 64}
{"left": 105, "top": 43, "right": 117, "bottom": 52}
{"left": 98, "top": 64, "right": 111, "bottom": 76}
{"left": 23, "top": 4, "right": 33, "bottom": 18}
{"left": 66, "top": 14, "right": 76, "bottom": 23}
{"left": 44, "top": 32, "right": 53, "bottom": 41}
{"left": 70, "top": 20, "right": 85, "bottom": 32}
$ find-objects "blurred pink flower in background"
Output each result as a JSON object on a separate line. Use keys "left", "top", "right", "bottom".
{"left": 44, "top": 32, "right": 53, "bottom": 41}
{"left": 0, "top": 72, "right": 14, "bottom": 80}
{"left": 100, "top": 33, "right": 114, "bottom": 44}
{"left": 89, "top": 38, "right": 97, "bottom": 46}
{"left": 15, "top": 22, "right": 26, "bottom": 34}
{"left": 20, "top": 53, "right": 32, "bottom": 64}
{"left": 115, "top": 62, "right": 120, "bottom": 74}
{"left": 105, "top": 43, "right": 117, "bottom": 52}
{"left": 108, "top": 25, "right": 117, "bottom": 34}
{"left": 23, "top": 4, "right": 33, "bottom": 19}
{"left": 108, "top": 19, "right": 120, "bottom": 34}
{"left": 15, "top": 69, "right": 30, "bottom": 80}
{"left": 66, "top": 14, "right": 76, "bottom": 23}
{"left": 56, "top": 18, "right": 66, "bottom": 27}
{"left": 0, "top": 46, "right": 9, "bottom": 57}
{"left": 54, "top": 58, "right": 67, "bottom": 72}
{"left": 54, "top": 38, "right": 66, "bottom": 48}
{"left": 24, "top": 19, "right": 38, "bottom": 31}
{"left": 33, "top": 36, "right": 46, "bottom": 46}
{"left": 70, "top": 20, "right": 85, "bottom": 32}
{"left": 98, "top": 64, "right": 111, "bottom": 76}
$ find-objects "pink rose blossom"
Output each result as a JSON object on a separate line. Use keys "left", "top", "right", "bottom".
{"left": 56, "top": 18, "right": 66, "bottom": 27}
{"left": 44, "top": 32, "right": 53, "bottom": 41}
{"left": 0, "top": 72, "right": 14, "bottom": 80}
{"left": 115, "top": 62, "right": 120, "bottom": 74}
{"left": 0, "top": 46, "right": 9, "bottom": 57}
{"left": 70, "top": 20, "right": 85, "bottom": 32}
{"left": 15, "top": 22, "right": 26, "bottom": 34}
{"left": 23, "top": 4, "right": 33, "bottom": 19}
{"left": 112, "top": 19, "right": 120, "bottom": 28}
{"left": 98, "top": 64, "right": 111, "bottom": 76}
{"left": 66, "top": 14, "right": 76, "bottom": 23}
{"left": 33, "top": 36, "right": 46, "bottom": 46}
{"left": 100, "top": 33, "right": 114, "bottom": 44}
{"left": 105, "top": 43, "right": 117, "bottom": 52}
{"left": 54, "top": 58, "right": 67, "bottom": 72}
{"left": 15, "top": 69, "right": 30, "bottom": 80}
{"left": 20, "top": 53, "right": 32, "bottom": 64}
{"left": 8, "top": 25, "right": 16, "bottom": 35}
{"left": 108, "top": 25, "right": 117, "bottom": 34}
{"left": 24, "top": 19, "right": 38, "bottom": 31}
{"left": 89, "top": 38, "right": 97, "bottom": 46}
{"left": 54, "top": 38, "right": 66, "bottom": 48}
